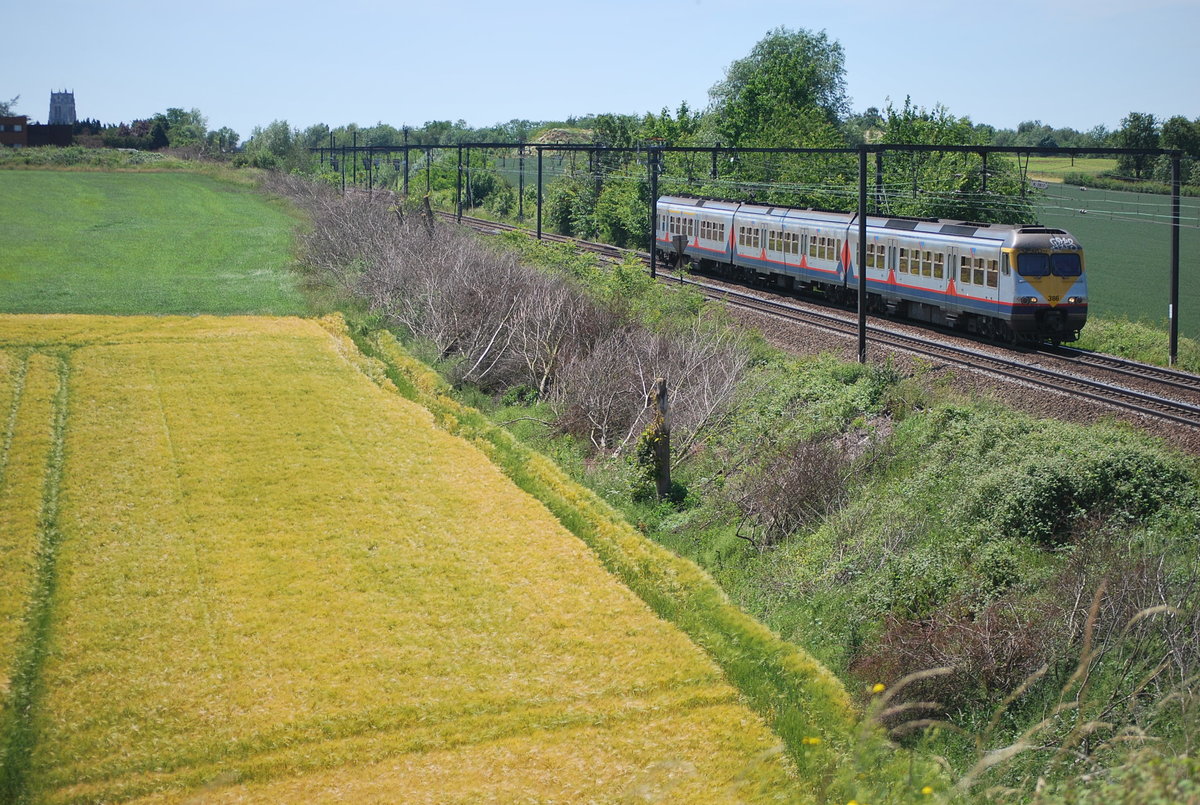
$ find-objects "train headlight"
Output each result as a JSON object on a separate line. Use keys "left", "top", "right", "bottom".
{"left": 1066, "top": 296, "right": 1087, "bottom": 305}
{"left": 1019, "top": 296, "right": 1039, "bottom": 304}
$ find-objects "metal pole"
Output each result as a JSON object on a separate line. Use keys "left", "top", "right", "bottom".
{"left": 456, "top": 145, "right": 463, "bottom": 222}
{"left": 402, "top": 127, "right": 409, "bottom": 198}
{"left": 352, "top": 131, "right": 357, "bottom": 187}
{"left": 874, "top": 152, "right": 883, "bottom": 215}
{"left": 518, "top": 146, "right": 525, "bottom": 221}
{"left": 858, "top": 146, "right": 869, "bottom": 364}
{"left": 340, "top": 143, "right": 346, "bottom": 194}
{"left": 981, "top": 151, "right": 989, "bottom": 195}
{"left": 536, "top": 147, "right": 543, "bottom": 240}
{"left": 425, "top": 148, "right": 431, "bottom": 195}
{"left": 1170, "top": 155, "right": 1181, "bottom": 366}
{"left": 649, "top": 148, "right": 659, "bottom": 279}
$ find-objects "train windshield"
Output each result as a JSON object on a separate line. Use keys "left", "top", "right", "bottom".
{"left": 1050, "top": 253, "right": 1082, "bottom": 277}
{"left": 1016, "top": 253, "right": 1050, "bottom": 277}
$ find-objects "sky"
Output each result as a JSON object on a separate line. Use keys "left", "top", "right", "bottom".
{"left": 6, "top": 0, "right": 1199, "bottom": 141}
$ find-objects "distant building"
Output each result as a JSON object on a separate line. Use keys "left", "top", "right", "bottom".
{"left": 49, "top": 91, "right": 76, "bottom": 125}
{"left": 0, "top": 115, "right": 28, "bottom": 147}
{"left": 28, "top": 124, "right": 73, "bottom": 147}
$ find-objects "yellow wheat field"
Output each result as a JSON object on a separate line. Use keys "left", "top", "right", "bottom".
{"left": 0, "top": 315, "right": 802, "bottom": 804}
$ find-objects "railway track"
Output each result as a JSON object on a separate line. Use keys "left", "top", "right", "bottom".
{"left": 446, "top": 211, "right": 1200, "bottom": 430}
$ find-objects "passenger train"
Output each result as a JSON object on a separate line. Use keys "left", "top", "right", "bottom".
{"left": 655, "top": 195, "right": 1088, "bottom": 343}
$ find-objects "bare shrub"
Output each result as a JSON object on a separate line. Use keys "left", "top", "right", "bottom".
{"left": 851, "top": 597, "right": 1067, "bottom": 718}
{"left": 269, "top": 176, "right": 751, "bottom": 456}
{"left": 548, "top": 316, "right": 751, "bottom": 455}
{"left": 1052, "top": 528, "right": 1200, "bottom": 719}
{"left": 727, "top": 437, "right": 854, "bottom": 550}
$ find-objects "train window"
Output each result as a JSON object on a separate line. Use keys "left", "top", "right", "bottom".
{"left": 974, "top": 258, "right": 986, "bottom": 286}
{"left": 960, "top": 256, "right": 971, "bottom": 284}
{"left": 868, "top": 243, "right": 885, "bottom": 269}
{"left": 899, "top": 248, "right": 909, "bottom": 273}
{"left": 987, "top": 260, "right": 999, "bottom": 288}
{"left": 1017, "top": 253, "right": 1050, "bottom": 277}
{"left": 1051, "top": 253, "right": 1082, "bottom": 276}
{"left": 719, "top": 224, "right": 727, "bottom": 243}
{"left": 1001, "top": 254, "right": 1011, "bottom": 276}
{"left": 768, "top": 230, "right": 778, "bottom": 251}
{"left": 933, "top": 253, "right": 944, "bottom": 279}
{"left": 921, "top": 250, "right": 933, "bottom": 277}
{"left": 754, "top": 229, "right": 761, "bottom": 249}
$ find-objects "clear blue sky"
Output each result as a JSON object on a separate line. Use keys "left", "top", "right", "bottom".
{"left": 6, "top": 0, "right": 1198, "bottom": 141}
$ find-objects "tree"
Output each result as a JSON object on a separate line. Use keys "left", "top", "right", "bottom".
{"left": 878, "top": 97, "right": 1033, "bottom": 223}
{"left": 707, "top": 26, "right": 849, "bottom": 147}
{"left": 148, "top": 119, "right": 169, "bottom": 150}
{"left": 1161, "top": 115, "right": 1200, "bottom": 159}
{"left": 206, "top": 126, "right": 239, "bottom": 153}
{"left": 160, "top": 107, "right": 208, "bottom": 147}
{"left": 0, "top": 95, "right": 17, "bottom": 116}
{"left": 239, "top": 120, "right": 310, "bottom": 170}
{"left": 1115, "top": 112, "right": 1159, "bottom": 179}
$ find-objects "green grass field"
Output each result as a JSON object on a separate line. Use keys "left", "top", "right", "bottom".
{"left": 1036, "top": 185, "right": 1200, "bottom": 340}
{"left": 1028, "top": 156, "right": 1118, "bottom": 183}
{"left": 0, "top": 172, "right": 308, "bottom": 315}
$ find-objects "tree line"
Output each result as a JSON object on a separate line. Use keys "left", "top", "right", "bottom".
{"left": 6, "top": 26, "right": 1196, "bottom": 210}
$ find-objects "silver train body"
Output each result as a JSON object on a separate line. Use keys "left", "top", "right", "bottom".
{"left": 656, "top": 195, "right": 1088, "bottom": 342}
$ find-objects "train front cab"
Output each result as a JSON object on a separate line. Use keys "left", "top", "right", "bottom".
{"left": 1006, "top": 229, "right": 1088, "bottom": 342}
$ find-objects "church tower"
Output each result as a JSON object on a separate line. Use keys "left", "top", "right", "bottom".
{"left": 49, "top": 91, "right": 76, "bottom": 125}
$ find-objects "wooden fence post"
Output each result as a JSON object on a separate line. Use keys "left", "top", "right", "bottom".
{"left": 652, "top": 377, "right": 671, "bottom": 500}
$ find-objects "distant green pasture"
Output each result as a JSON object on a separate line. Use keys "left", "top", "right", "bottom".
{"left": 1028, "top": 156, "right": 1117, "bottom": 183}
{"left": 0, "top": 171, "right": 307, "bottom": 315}
{"left": 1038, "top": 185, "right": 1200, "bottom": 340}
